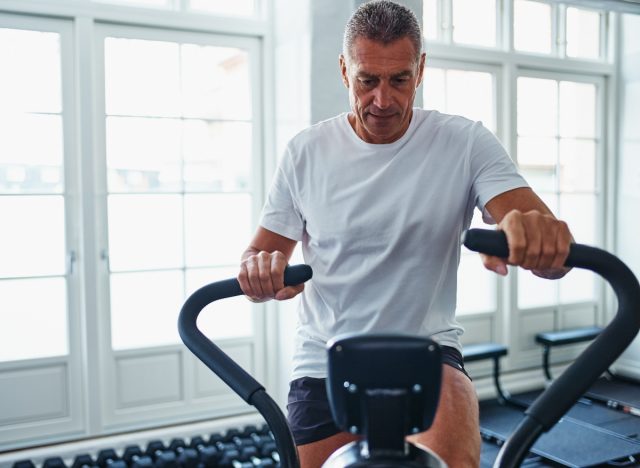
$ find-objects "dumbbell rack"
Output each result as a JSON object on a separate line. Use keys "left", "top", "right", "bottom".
{"left": 10, "top": 424, "right": 280, "bottom": 468}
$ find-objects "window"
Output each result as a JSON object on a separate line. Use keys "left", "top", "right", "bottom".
{"left": 514, "top": 0, "right": 553, "bottom": 54}
{"left": 516, "top": 75, "right": 601, "bottom": 309}
{"left": 102, "top": 35, "right": 255, "bottom": 350}
{"left": 423, "top": 64, "right": 498, "bottom": 315}
{"left": 0, "top": 4, "right": 266, "bottom": 450}
{"left": 423, "top": 0, "right": 498, "bottom": 47}
{"left": 422, "top": 1, "right": 611, "bottom": 359}
{"left": 92, "top": 0, "right": 258, "bottom": 17}
{"left": 513, "top": 1, "right": 605, "bottom": 59}
{"left": 0, "top": 27, "right": 68, "bottom": 362}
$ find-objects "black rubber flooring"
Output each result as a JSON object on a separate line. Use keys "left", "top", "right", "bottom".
{"left": 588, "top": 377, "right": 640, "bottom": 410}
{"left": 479, "top": 385, "right": 640, "bottom": 467}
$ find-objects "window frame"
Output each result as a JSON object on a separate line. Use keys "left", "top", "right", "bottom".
{"left": 0, "top": 12, "right": 85, "bottom": 449}
{"left": 511, "top": 68, "right": 607, "bottom": 368}
{"left": 0, "top": 0, "right": 271, "bottom": 450}
{"left": 92, "top": 23, "right": 266, "bottom": 432}
{"left": 424, "top": 1, "right": 616, "bottom": 379}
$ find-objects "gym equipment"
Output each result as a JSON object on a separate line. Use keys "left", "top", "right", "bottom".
{"left": 468, "top": 344, "right": 640, "bottom": 466}
{"left": 177, "top": 228, "right": 640, "bottom": 467}
{"left": 463, "top": 229, "right": 640, "bottom": 467}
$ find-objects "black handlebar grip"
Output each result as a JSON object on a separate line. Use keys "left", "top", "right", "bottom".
{"left": 283, "top": 264, "right": 313, "bottom": 287}
{"left": 461, "top": 229, "right": 509, "bottom": 259}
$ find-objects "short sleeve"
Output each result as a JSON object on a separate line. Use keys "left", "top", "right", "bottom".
{"left": 468, "top": 122, "right": 529, "bottom": 223}
{"left": 259, "top": 147, "right": 305, "bottom": 241}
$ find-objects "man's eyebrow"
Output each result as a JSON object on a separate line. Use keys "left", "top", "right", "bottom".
{"left": 391, "top": 70, "right": 413, "bottom": 78}
{"left": 356, "top": 71, "right": 378, "bottom": 79}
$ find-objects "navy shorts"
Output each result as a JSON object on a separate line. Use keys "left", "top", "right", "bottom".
{"left": 286, "top": 345, "right": 469, "bottom": 446}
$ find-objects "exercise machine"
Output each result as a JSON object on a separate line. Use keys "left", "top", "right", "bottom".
{"left": 178, "top": 229, "right": 640, "bottom": 467}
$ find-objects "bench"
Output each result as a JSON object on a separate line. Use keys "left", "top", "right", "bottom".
{"left": 463, "top": 343, "right": 510, "bottom": 404}
{"left": 535, "top": 326, "right": 603, "bottom": 381}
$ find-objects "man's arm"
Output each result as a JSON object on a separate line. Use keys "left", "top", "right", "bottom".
{"left": 238, "top": 227, "right": 302, "bottom": 302}
{"left": 483, "top": 187, "right": 573, "bottom": 279}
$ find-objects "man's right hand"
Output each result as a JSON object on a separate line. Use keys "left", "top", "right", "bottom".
{"left": 238, "top": 250, "right": 305, "bottom": 302}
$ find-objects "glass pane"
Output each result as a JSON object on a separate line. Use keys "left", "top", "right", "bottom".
{"left": 559, "top": 139, "right": 596, "bottom": 192}
{"left": 560, "top": 193, "right": 596, "bottom": 245}
{"left": 181, "top": 45, "right": 251, "bottom": 120}
{"left": 423, "top": 0, "right": 438, "bottom": 41}
{"left": 517, "top": 136, "right": 557, "bottom": 167}
{"left": 452, "top": 0, "right": 496, "bottom": 47}
{"left": 105, "top": 38, "right": 181, "bottom": 117}
{"left": 110, "top": 270, "right": 183, "bottom": 350}
{"left": 185, "top": 194, "right": 252, "bottom": 267}
{"left": 423, "top": 68, "right": 446, "bottom": 112}
{"left": 559, "top": 268, "right": 595, "bottom": 304}
{"left": 0, "top": 28, "right": 61, "bottom": 113}
{"left": 559, "top": 81, "right": 596, "bottom": 138}
{"left": 517, "top": 77, "right": 558, "bottom": 137}
{"left": 456, "top": 253, "right": 496, "bottom": 314}
{"left": 514, "top": 0, "right": 552, "bottom": 54}
{"left": 183, "top": 120, "right": 252, "bottom": 192}
{"left": 520, "top": 168, "right": 555, "bottom": 193}
{"left": 517, "top": 136, "right": 557, "bottom": 192}
{"left": 446, "top": 70, "right": 494, "bottom": 131}
{"left": 0, "top": 278, "right": 68, "bottom": 362}
{"left": 106, "top": 117, "right": 182, "bottom": 192}
{"left": 188, "top": 0, "right": 255, "bottom": 16}
{"left": 0, "top": 114, "right": 64, "bottom": 193}
{"left": 566, "top": 7, "right": 600, "bottom": 59}
{"left": 518, "top": 270, "right": 557, "bottom": 308}
{"left": 187, "top": 267, "right": 252, "bottom": 339}
{"left": 0, "top": 196, "right": 65, "bottom": 278}
{"left": 108, "top": 195, "right": 183, "bottom": 271}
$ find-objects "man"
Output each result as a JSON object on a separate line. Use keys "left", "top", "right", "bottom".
{"left": 238, "top": 1, "right": 572, "bottom": 467}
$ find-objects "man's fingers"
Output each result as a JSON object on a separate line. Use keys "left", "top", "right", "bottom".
{"left": 275, "top": 283, "right": 305, "bottom": 301}
{"left": 500, "top": 211, "right": 527, "bottom": 266}
{"left": 270, "top": 251, "right": 287, "bottom": 292}
{"left": 480, "top": 253, "right": 508, "bottom": 276}
{"left": 257, "top": 251, "right": 276, "bottom": 298}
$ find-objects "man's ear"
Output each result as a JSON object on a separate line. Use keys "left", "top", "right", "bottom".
{"left": 339, "top": 54, "right": 350, "bottom": 88}
{"left": 416, "top": 52, "right": 426, "bottom": 88}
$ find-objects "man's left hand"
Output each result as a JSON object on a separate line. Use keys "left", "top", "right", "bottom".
{"left": 481, "top": 209, "right": 573, "bottom": 279}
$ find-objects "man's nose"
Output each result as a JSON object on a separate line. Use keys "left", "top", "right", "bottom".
{"left": 372, "top": 82, "right": 392, "bottom": 109}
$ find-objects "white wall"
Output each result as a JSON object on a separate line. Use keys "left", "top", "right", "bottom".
{"left": 615, "top": 13, "right": 640, "bottom": 378}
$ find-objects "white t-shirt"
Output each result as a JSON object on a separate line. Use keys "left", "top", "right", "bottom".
{"left": 260, "top": 108, "right": 528, "bottom": 380}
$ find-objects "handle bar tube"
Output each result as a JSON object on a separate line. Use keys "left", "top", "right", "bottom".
{"left": 463, "top": 229, "right": 640, "bottom": 468}
{"left": 178, "top": 265, "right": 313, "bottom": 468}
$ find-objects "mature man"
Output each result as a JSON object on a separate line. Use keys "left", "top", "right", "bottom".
{"left": 238, "top": 1, "right": 572, "bottom": 467}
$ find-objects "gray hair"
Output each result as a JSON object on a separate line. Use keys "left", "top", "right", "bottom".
{"left": 343, "top": 1, "right": 422, "bottom": 61}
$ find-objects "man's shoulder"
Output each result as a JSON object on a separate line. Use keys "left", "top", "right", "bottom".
{"left": 284, "top": 113, "right": 348, "bottom": 161}
{"left": 415, "top": 108, "right": 477, "bottom": 133}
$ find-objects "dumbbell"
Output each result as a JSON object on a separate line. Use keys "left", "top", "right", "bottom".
{"left": 71, "top": 454, "right": 98, "bottom": 468}
{"left": 189, "top": 436, "right": 220, "bottom": 468}
{"left": 146, "top": 440, "right": 178, "bottom": 468}
{"left": 13, "top": 461, "right": 36, "bottom": 468}
{"left": 168, "top": 438, "right": 199, "bottom": 468}
{"left": 43, "top": 458, "right": 67, "bottom": 468}
{"left": 122, "top": 445, "right": 153, "bottom": 468}
{"left": 96, "top": 450, "right": 126, "bottom": 468}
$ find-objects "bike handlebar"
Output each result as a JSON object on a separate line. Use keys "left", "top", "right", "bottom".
{"left": 463, "top": 229, "right": 640, "bottom": 468}
{"left": 177, "top": 264, "right": 312, "bottom": 468}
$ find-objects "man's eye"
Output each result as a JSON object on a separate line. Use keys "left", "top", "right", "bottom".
{"left": 360, "top": 79, "right": 375, "bottom": 86}
{"left": 393, "top": 77, "right": 409, "bottom": 85}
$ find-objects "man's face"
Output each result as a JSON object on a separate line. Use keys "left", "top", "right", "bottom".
{"left": 340, "top": 36, "right": 425, "bottom": 144}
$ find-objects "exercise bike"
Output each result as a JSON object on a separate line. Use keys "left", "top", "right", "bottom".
{"left": 178, "top": 229, "right": 640, "bottom": 467}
